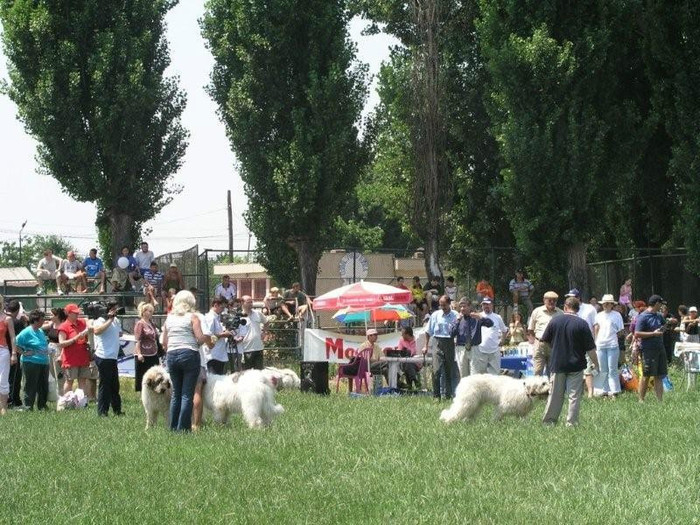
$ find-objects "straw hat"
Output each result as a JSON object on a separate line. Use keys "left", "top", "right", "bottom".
{"left": 600, "top": 294, "right": 617, "bottom": 304}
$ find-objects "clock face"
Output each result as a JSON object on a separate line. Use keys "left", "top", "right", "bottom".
{"left": 339, "top": 252, "right": 369, "bottom": 283}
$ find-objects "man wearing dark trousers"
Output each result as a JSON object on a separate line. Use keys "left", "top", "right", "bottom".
{"left": 541, "top": 297, "right": 599, "bottom": 426}
{"left": 423, "top": 295, "right": 459, "bottom": 400}
{"left": 90, "top": 302, "right": 124, "bottom": 416}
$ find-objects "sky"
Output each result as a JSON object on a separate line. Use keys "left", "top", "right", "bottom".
{"left": 0, "top": 3, "right": 397, "bottom": 260}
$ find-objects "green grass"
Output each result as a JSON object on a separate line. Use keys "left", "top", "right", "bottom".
{"left": 1, "top": 371, "right": 699, "bottom": 524}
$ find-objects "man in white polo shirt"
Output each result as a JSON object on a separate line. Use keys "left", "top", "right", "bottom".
{"left": 471, "top": 297, "right": 507, "bottom": 375}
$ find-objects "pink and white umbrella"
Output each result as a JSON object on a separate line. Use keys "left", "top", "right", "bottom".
{"left": 313, "top": 280, "right": 413, "bottom": 310}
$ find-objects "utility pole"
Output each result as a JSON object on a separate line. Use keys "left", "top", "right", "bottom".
{"left": 19, "top": 220, "right": 27, "bottom": 266}
{"left": 227, "top": 190, "right": 233, "bottom": 261}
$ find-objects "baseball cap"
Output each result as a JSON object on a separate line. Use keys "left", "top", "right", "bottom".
{"left": 565, "top": 288, "right": 581, "bottom": 298}
{"left": 64, "top": 304, "right": 81, "bottom": 314}
{"left": 169, "top": 262, "right": 177, "bottom": 268}
{"left": 366, "top": 328, "right": 378, "bottom": 336}
{"left": 481, "top": 297, "right": 492, "bottom": 304}
{"left": 543, "top": 291, "right": 559, "bottom": 300}
{"left": 689, "top": 306, "right": 698, "bottom": 313}
{"left": 648, "top": 294, "right": 666, "bottom": 306}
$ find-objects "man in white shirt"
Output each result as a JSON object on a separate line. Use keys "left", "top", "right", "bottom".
{"left": 35, "top": 249, "right": 62, "bottom": 295}
{"left": 202, "top": 297, "right": 233, "bottom": 375}
{"left": 134, "top": 242, "right": 155, "bottom": 274}
{"left": 472, "top": 297, "right": 508, "bottom": 375}
{"left": 565, "top": 288, "right": 598, "bottom": 397}
{"left": 214, "top": 275, "right": 237, "bottom": 302}
{"left": 240, "top": 295, "right": 267, "bottom": 370}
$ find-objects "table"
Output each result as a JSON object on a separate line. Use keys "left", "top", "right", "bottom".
{"left": 381, "top": 356, "right": 432, "bottom": 388}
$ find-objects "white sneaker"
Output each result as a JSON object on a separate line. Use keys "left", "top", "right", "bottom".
{"left": 58, "top": 290, "right": 65, "bottom": 295}
{"left": 36, "top": 288, "right": 44, "bottom": 295}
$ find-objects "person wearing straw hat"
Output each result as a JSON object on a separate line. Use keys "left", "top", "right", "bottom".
{"left": 528, "top": 291, "right": 563, "bottom": 375}
{"left": 593, "top": 295, "right": 625, "bottom": 397}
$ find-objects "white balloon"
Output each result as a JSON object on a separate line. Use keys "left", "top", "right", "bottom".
{"left": 117, "top": 256, "right": 129, "bottom": 269}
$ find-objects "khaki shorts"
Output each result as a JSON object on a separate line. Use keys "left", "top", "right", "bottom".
{"left": 37, "top": 269, "right": 60, "bottom": 281}
{"left": 63, "top": 366, "right": 92, "bottom": 381}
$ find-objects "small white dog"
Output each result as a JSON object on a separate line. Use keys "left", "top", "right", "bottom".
{"left": 440, "top": 374, "right": 551, "bottom": 424}
{"left": 204, "top": 370, "right": 284, "bottom": 429}
{"left": 261, "top": 367, "right": 301, "bottom": 390}
{"left": 141, "top": 366, "right": 172, "bottom": 429}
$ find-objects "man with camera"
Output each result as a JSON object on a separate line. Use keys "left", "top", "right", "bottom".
{"left": 240, "top": 295, "right": 267, "bottom": 370}
{"left": 89, "top": 301, "right": 124, "bottom": 416}
{"left": 202, "top": 296, "right": 235, "bottom": 375}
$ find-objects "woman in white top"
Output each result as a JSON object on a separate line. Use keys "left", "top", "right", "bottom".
{"left": 162, "top": 290, "right": 211, "bottom": 432}
{"left": 593, "top": 295, "right": 625, "bottom": 397}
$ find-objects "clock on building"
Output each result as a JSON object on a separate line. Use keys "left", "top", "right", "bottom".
{"left": 338, "top": 252, "right": 369, "bottom": 283}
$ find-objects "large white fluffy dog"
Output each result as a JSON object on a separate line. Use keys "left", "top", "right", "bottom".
{"left": 440, "top": 374, "right": 551, "bottom": 424}
{"left": 204, "top": 370, "right": 284, "bottom": 429}
{"left": 141, "top": 366, "right": 172, "bottom": 429}
{"left": 261, "top": 367, "right": 301, "bottom": 390}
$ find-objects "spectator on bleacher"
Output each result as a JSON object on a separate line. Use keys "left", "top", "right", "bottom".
{"left": 90, "top": 301, "right": 124, "bottom": 416}
{"left": 214, "top": 275, "right": 237, "bottom": 303}
{"left": 142, "top": 261, "right": 165, "bottom": 309}
{"left": 395, "top": 276, "right": 409, "bottom": 291}
{"left": 35, "top": 249, "right": 61, "bottom": 295}
{"left": 14, "top": 309, "right": 50, "bottom": 410}
{"left": 82, "top": 248, "right": 106, "bottom": 293}
{"left": 283, "top": 282, "right": 310, "bottom": 319}
{"left": 163, "top": 263, "right": 185, "bottom": 294}
{"left": 58, "top": 251, "right": 88, "bottom": 294}
{"left": 410, "top": 276, "right": 428, "bottom": 319}
{"left": 423, "top": 276, "right": 443, "bottom": 312}
{"left": 111, "top": 246, "right": 140, "bottom": 292}
{"left": 6, "top": 299, "right": 27, "bottom": 408}
{"left": 263, "top": 287, "right": 292, "bottom": 319}
{"left": 444, "top": 276, "right": 458, "bottom": 303}
{"left": 509, "top": 269, "right": 534, "bottom": 316}
{"left": 619, "top": 278, "right": 633, "bottom": 310}
{"left": 0, "top": 295, "right": 18, "bottom": 415}
{"left": 134, "top": 242, "right": 155, "bottom": 275}
{"left": 133, "top": 302, "right": 160, "bottom": 392}
{"left": 57, "top": 304, "right": 91, "bottom": 395}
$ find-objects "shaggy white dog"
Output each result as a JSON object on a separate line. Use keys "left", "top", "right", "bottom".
{"left": 440, "top": 374, "right": 551, "bottom": 424}
{"left": 141, "top": 366, "right": 172, "bottom": 429}
{"left": 204, "top": 370, "right": 284, "bottom": 429}
{"left": 261, "top": 367, "right": 302, "bottom": 390}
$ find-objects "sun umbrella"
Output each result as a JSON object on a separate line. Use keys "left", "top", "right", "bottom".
{"left": 313, "top": 280, "right": 413, "bottom": 310}
{"left": 332, "top": 304, "right": 414, "bottom": 324}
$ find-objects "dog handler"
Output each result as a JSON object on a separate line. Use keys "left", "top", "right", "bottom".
{"left": 540, "top": 297, "right": 599, "bottom": 426}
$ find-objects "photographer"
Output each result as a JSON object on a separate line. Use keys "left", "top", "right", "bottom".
{"left": 90, "top": 301, "right": 124, "bottom": 416}
{"left": 203, "top": 297, "right": 234, "bottom": 375}
{"left": 240, "top": 295, "right": 267, "bottom": 370}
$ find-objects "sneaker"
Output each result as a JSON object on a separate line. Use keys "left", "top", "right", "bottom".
{"left": 57, "top": 290, "right": 65, "bottom": 295}
{"left": 36, "top": 288, "right": 44, "bottom": 295}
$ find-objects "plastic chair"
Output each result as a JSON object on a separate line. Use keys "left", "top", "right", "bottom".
{"left": 680, "top": 349, "right": 700, "bottom": 391}
{"left": 336, "top": 347, "right": 372, "bottom": 394}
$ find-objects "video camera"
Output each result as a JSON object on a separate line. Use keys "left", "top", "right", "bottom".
{"left": 220, "top": 311, "right": 247, "bottom": 331}
{"left": 84, "top": 300, "right": 125, "bottom": 320}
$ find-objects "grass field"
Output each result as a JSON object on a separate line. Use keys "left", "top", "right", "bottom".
{"left": 1, "top": 370, "right": 699, "bottom": 524}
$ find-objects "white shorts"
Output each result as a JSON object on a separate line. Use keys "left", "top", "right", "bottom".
{"left": 0, "top": 346, "right": 10, "bottom": 395}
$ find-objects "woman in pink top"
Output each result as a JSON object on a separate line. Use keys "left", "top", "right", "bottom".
{"left": 619, "top": 278, "right": 632, "bottom": 308}
{"left": 397, "top": 327, "right": 421, "bottom": 390}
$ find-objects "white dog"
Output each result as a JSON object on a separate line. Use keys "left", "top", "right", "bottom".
{"left": 141, "top": 366, "right": 172, "bottom": 429}
{"left": 204, "top": 370, "right": 284, "bottom": 429}
{"left": 440, "top": 375, "right": 551, "bottom": 424}
{"left": 261, "top": 367, "right": 301, "bottom": 390}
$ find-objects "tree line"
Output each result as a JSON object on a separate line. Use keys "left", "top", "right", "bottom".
{"left": 2, "top": 1, "right": 697, "bottom": 294}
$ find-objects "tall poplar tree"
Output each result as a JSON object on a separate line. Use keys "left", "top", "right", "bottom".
{"left": 201, "top": 0, "right": 367, "bottom": 294}
{"left": 0, "top": 0, "right": 188, "bottom": 257}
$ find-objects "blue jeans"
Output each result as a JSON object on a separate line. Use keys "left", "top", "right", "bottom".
{"left": 594, "top": 345, "right": 621, "bottom": 395}
{"left": 166, "top": 349, "right": 200, "bottom": 431}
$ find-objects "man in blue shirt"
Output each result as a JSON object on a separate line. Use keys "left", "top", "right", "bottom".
{"left": 454, "top": 298, "right": 494, "bottom": 378}
{"left": 14, "top": 310, "right": 50, "bottom": 410}
{"left": 634, "top": 294, "right": 668, "bottom": 402}
{"left": 423, "top": 295, "right": 459, "bottom": 400}
{"left": 83, "top": 248, "right": 106, "bottom": 293}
